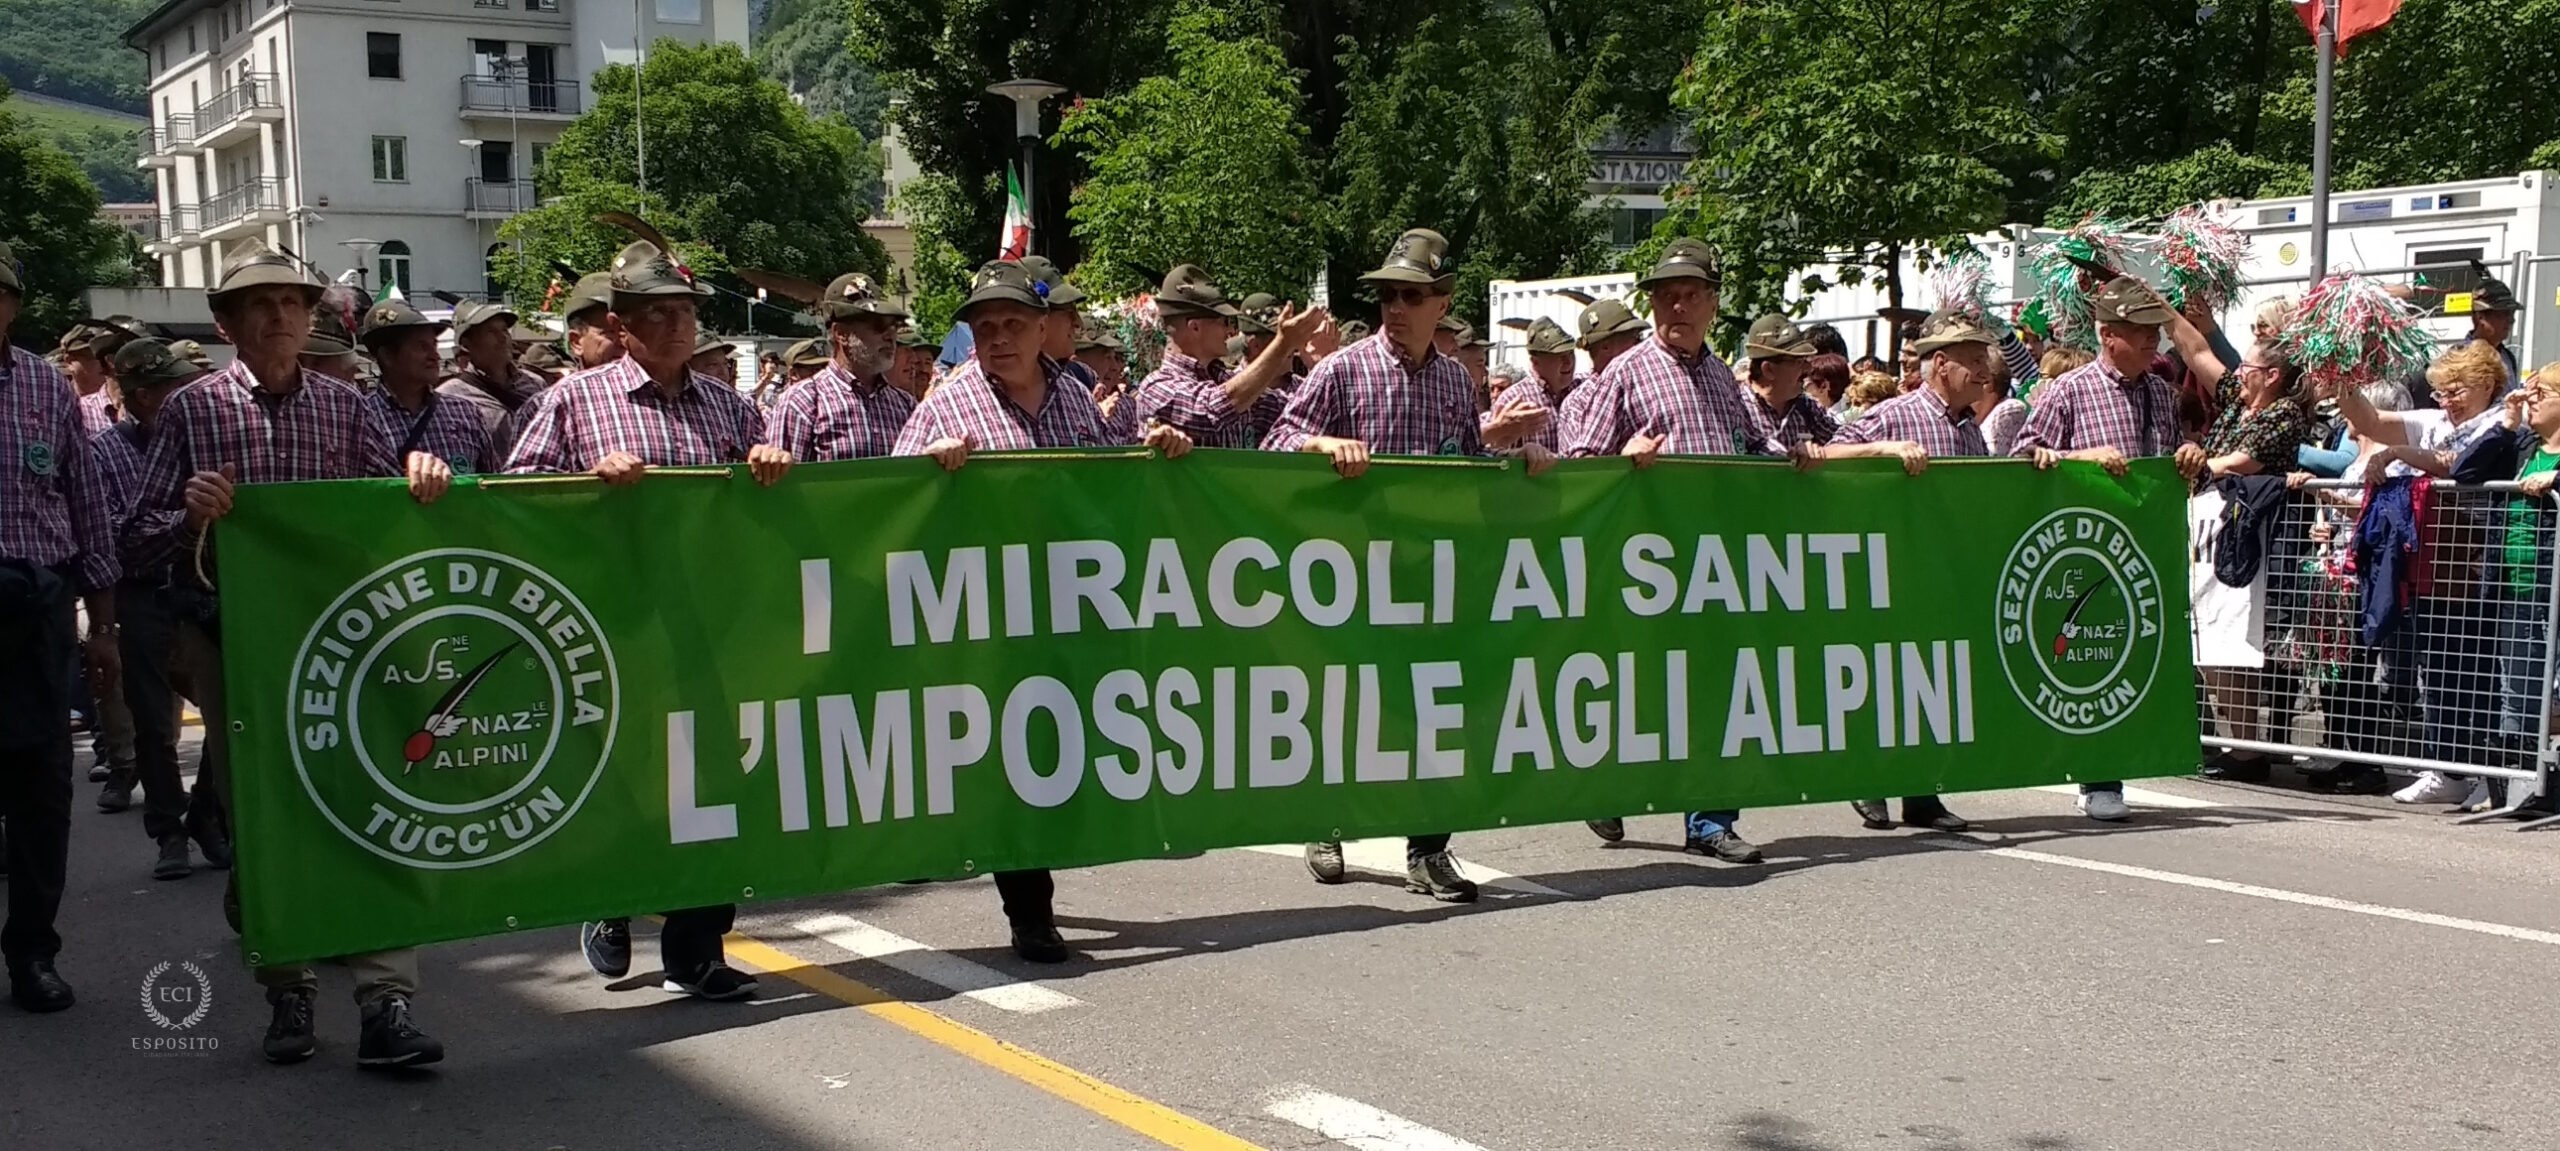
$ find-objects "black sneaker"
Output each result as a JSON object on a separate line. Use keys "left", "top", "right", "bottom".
{"left": 1010, "top": 922, "right": 1070, "bottom": 964}
{"left": 1849, "top": 800, "right": 1895, "bottom": 830}
{"left": 96, "top": 779, "right": 134, "bottom": 813}
{"left": 153, "top": 834, "right": 192, "bottom": 881}
{"left": 1685, "top": 830, "right": 1765, "bottom": 864}
{"left": 1303, "top": 840, "right": 1346, "bottom": 884}
{"left": 580, "top": 918, "right": 632, "bottom": 978}
{"left": 356, "top": 994, "right": 444, "bottom": 1068}
{"left": 1585, "top": 818, "right": 1625, "bottom": 842}
{"left": 662, "top": 962, "right": 759, "bottom": 1001}
{"left": 1404, "top": 851, "right": 1478, "bottom": 903}
{"left": 263, "top": 987, "right": 318, "bottom": 1064}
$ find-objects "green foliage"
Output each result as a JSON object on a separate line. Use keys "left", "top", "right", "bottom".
{"left": 754, "top": 0, "right": 891, "bottom": 131}
{"left": 490, "top": 40, "right": 886, "bottom": 331}
{"left": 2045, "top": 143, "right": 2306, "bottom": 224}
{"left": 1056, "top": 6, "right": 1327, "bottom": 299}
{"left": 4, "top": 93, "right": 149, "bottom": 202}
{"left": 0, "top": 0, "right": 154, "bottom": 114}
{"left": 0, "top": 80, "right": 127, "bottom": 346}
{"left": 1667, "top": 0, "right": 2053, "bottom": 333}
{"left": 890, "top": 171, "right": 983, "bottom": 336}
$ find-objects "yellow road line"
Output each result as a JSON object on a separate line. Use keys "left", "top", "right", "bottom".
{"left": 722, "top": 933, "right": 1270, "bottom": 1151}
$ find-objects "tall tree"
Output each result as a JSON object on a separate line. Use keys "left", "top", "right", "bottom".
{"left": 755, "top": 0, "right": 892, "bottom": 131}
{"left": 1661, "top": 0, "right": 2052, "bottom": 339}
{"left": 490, "top": 39, "right": 885, "bottom": 331}
{"left": 0, "top": 79, "right": 125, "bottom": 346}
{"left": 1057, "top": 5, "right": 1327, "bottom": 299}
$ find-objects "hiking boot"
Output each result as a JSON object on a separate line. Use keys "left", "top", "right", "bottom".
{"left": 1303, "top": 840, "right": 1346, "bottom": 884}
{"left": 1685, "top": 830, "right": 1765, "bottom": 864}
{"left": 1849, "top": 800, "right": 1895, "bottom": 830}
{"left": 85, "top": 760, "right": 110, "bottom": 783}
{"left": 152, "top": 834, "right": 192, "bottom": 881}
{"left": 1404, "top": 851, "right": 1478, "bottom": 903}
{"left": 96, "top": 777, "right": 134, "bottom": 813}
{"left": 356, "top": 994, "right": 444, "bottom": 1068}
{"left": 263, "top": 988, "right": 318, "bottom": 1064}
{"left": 580, "top": 918, "right": 632, "bottom": 979}
{"left": 1585, "top": 818, "right": 1625, "bottom": 842}
{"left": 1010, "top": 922, "right": 1071, "bottom": 964}
{"left": 662, "top": 962, "right": 759, "bottom": 1001}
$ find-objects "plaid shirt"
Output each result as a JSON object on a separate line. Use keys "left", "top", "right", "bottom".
{"left": 84, "top": 422, "right": 158, "bottom": 579}
{"left": 1751, "top": 388, "right": 1840, "bottom": 450}
{"left": 133, "top": 359, "right": 394, "bottom": 575}
{"left": 1561, "top": 336, "right": 1780, "bottom": 457}
{"left": 2010, "top": 357, "right": 2183, "bottom": 459}
{"left": 1260, "top": 334, "right": 1483, "bottom": 456}
{"left": 0, "top": 346, "right": 118, "bottom": 589}
{"left": 504, "top": 356, "right": 766, "bottom": 472}
{"left": 1131, "top": 350, "right": 1251, "bottom": 447}
{"left": 892, "top": 356, "right": 1128, "bottom": 455}
{"left": 1488, "top": 374, "right": 1576, "bottom": 453}
{"left": 79, "top": 388, "right": 120, "bottom": 438}
{"left": 764, "top": 361, "right": 915, "bottom": 462}
{"left": 370, "top": 388, "right": 494, "bottom": 473}
{"left": 1832, "top": 387, "right": 1988, "bottom": 457}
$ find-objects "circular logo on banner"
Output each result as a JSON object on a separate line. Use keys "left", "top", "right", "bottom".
{"left": 1993, "top": 508, "right": 2167, "bottom": 735}
{"left": 139, "top": 960, "right": 214, "bottom": 1030}
{"left": 287, "top": 549, "right": 621, "bottom": 870}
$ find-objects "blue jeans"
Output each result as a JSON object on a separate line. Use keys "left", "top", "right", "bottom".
{"left": 1684, "top": 810, "right": 1740, "bottom": 839}
{"left": 2498, "top": 582, "right": 2553, "bottom": 745}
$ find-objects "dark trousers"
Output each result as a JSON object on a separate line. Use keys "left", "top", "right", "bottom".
{"left": 994, "top": 869, "right": 1052, "bottom": 927}
{"left": 660, "top": 905, "right": 736, "bottom": 978}
{"left": 0, "top": 575, "right": 76, "bottom": 966}
{"left": 118, "top": 581, "right": 208, "bottom": 842}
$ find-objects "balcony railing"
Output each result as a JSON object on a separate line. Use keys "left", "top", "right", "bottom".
{"left": 202, "top": 179, "right": 284, "bottom": 229}
{"left": 148, "top": 117, "right": 196, "bottom": 152}
{"left": 459, "top": 75, "right": 580, "bottom": 116}
{"left": 465, "top": 177, "right": 537, "bottom": 216}
{"left": 194, "top": 73, "right": 280, "bottom": 133}
{"left": 159, "top": 206, "right": 201, "bottom": 240}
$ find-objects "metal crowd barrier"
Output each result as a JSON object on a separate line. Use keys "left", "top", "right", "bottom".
{"left": 2192, "top": 478, "right": 2559, "bottom": 830}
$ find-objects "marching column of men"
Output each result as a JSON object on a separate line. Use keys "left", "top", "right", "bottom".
{"left": 4, "top": 215, "right": 2170, "bottom": 1062}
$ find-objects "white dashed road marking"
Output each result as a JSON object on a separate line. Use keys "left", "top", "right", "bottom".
{"left": 1263, "top": 1086, "right": 1495, "bottom": 1151}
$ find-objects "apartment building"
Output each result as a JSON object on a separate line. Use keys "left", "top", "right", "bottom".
{"left": 122, "top": 0, "right": 748, "bottom": 303}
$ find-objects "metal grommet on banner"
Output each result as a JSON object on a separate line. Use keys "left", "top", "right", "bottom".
{"left": 1645, "top": 804, "right": 1656, "bottom": 812}
{"left": 504, "top": 916, "right": 519, "bottom": 929}
{"left": 962, "top": 859, "right": 975, "bottom": 872}
{"left": 1799, "top": 792, "right": 1809, "bottom": 802}
{"left": 246, "top": 951, "right": 261, "bottom": 965}
{"left": 1330, "top": 828, "right": 1342, "bottom": 839}
{"left": 230, "top": 720, "right": 244, "bottom": 733}
{"left": 741, "top": 887, "right": 755, "bottom": 899}
{"left": 1498, "top": 816, "right": 1509, "bottom": 826}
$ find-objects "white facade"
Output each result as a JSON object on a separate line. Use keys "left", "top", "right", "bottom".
{"left": 125, "top": 0, "right": 749, "bottom": 303}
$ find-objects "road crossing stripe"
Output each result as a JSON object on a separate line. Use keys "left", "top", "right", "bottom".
{"left": 1263, "top": 1086, "right": 1495, "bottom": 1151}
{"left": 723, "top": 932, "right": 1270, "bottom": 1151}
{"left": 789, "top": 913, "right": 1083, "bottom": 1014}
{"left": 1236, "top": 840, "right": 1566, "bottom": 897}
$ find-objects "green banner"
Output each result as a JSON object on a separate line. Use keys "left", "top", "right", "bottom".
{"left": 219, "top": 451, "right": 2195, "bottom": 964}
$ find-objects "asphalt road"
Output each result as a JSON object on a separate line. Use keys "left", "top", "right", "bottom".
{"left": 8, "top": 729, "right": 2560, "bottom": 1151}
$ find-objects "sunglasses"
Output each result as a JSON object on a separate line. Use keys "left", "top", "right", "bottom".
{"left": 1377, "top": 286, "right": 1439, "bottom": 307}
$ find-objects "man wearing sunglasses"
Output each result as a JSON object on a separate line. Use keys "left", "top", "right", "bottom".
{"left": 1262, "top": 228, "right": 1554, "bottom": 903}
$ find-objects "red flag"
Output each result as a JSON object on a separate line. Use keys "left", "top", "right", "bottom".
{"left": 2294, "top": 0, "right": 2401, "bottom": 55}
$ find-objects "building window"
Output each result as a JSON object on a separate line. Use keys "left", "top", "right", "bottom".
{"left": 655, "top": 0, "right": 702, "bottom": 24}
{"left": 187, "top": 24, "right": 197, "bottom": 53}
{"left": 1609, "top": 207, "right": 1667, "bottom": 249}
{"left": 367, "top": 32, "right": 401, "bottom": 79}
{"left": 371, "top": 136, "right": 408, "bottom": 182}
{"left": 378, "top": 241, "right": 412, "bottom": 293}
{"left": 159, "top": 42, "right": 168, "bottom": 73}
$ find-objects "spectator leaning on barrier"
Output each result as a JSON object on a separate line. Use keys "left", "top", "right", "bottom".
{"left": 894, "top": 260, "right": 1193, "bottom": 961}
{"left": 505, "top": 240, "right": 794, "bottom": 1002}
{"left": 135, "top": 239, "right": 453, "bottom": 1065}
{"left": 2014, "top": 275, "right": 2192, "bottom": 822}
{"left": 1561, "top": 237, "right": 1797, "bottom": 865}
{"left": 1264, "top": 227, "right": 1553, "bottom": 900}
{"left": 2494, "top": 363, "right": 2560, "bottom": 812}
{"left": 1827, "top": 309, "right": 2001, "bottom": 832}
{"left": 2161, "top": 300, "right": 2313, "bottom": 784}
{"left": 2330, "top": 341, "right": 2515, "bottom": 809}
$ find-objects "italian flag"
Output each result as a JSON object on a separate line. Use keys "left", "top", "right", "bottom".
{"left": 374, "top": 279, "right": 406, "bottom": 304}
{"left": 997, "top": 163, "right": 1032, "bottom": 261}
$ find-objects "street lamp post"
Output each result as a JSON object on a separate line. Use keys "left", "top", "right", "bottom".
{"left": 986, "top": 78, "right": 1065, "bottom": 256}
{"left": 340, "top": 237, "right": 382, "bottom": 294}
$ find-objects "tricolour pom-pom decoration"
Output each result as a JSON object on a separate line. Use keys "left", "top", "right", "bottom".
{"left": 2273, "top": 272, "right": 2435, "bottom": 392}
{"left": 2027, "top": 215, "right": 2144, "bottom": 351}
{"left": 2155, "top": 205, "right": 2249, "bottom": 315}
{"left": 1928, "top": 247, "right": 1998, "bottom": 325}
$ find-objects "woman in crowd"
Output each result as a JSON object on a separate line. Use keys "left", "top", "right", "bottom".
{"left": 1977, "top": 367, "right": 2029, "bottom": 456}
{"left": 2163, "top": 302, "right": 2314, "bottom": 782}
{"left": 1805, "top": 353, "right": 1851, "bottom": 414}
{"left": 1834, "top": 368, "right": 1901, "bottom": 424}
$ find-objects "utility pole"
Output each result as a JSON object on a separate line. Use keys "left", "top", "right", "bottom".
{"left": 2306, "top": 0, "right": 2339, "bottom": 278}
